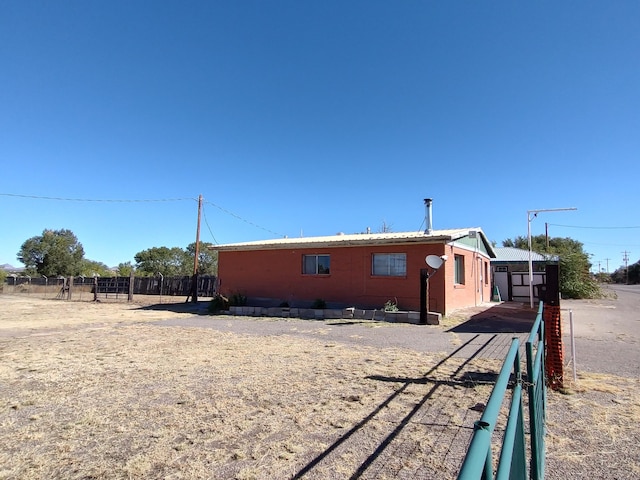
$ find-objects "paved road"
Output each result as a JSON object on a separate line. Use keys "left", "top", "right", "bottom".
{"left": 560, "top": 283, "right": 640, "bottom": 377}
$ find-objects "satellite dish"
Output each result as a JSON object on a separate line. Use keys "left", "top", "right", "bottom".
{"left": 425, "top": 255, "right": 444, "bottom": 270}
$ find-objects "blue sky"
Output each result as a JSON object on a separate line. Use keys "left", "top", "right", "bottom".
{"left": 1, "top": 1, "right": 638, "bottom": 273}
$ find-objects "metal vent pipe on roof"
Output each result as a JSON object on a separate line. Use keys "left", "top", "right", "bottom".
{"left": 424, "top": 198, "right": 433, "bottom": 234}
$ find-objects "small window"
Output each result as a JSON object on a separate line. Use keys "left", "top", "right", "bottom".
{"left": 454, "top": 255, "right": 465, "bottom": 285}
{"left": 372, "top": 253, "right": 406, "bottom": 277}
{"left": 303, "top": 255, "right": 330, "bottom": 275}
{"left": 484, "top": 261, "right": 489, "bottom": 285}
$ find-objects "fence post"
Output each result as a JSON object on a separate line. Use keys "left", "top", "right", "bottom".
{"left": 128, "top": 271, "right": 135, "bottom": 302}
{"left": 68, "top": 276, "right": 74, "bottom": 300}
{"left": 93, "top": 276, "right": 98, "bottom": 302}
{"left": 544, "top": 264, "right": 563, "bottom": 390}
{"left": 569, "top": 309, "right": 577, "bottom": 382}
{"left": 526, "top": 303, "right": 546, "bottom": 480}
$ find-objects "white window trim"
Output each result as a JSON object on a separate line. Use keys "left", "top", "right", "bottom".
{"left": 303, "top": 254, "right": 330, "bottom": 275}
{"left": 454, "top": 254, "right": 465, "bottom": 285}
{"left": 372, "top": 253, "right": 407, "bottom": 277}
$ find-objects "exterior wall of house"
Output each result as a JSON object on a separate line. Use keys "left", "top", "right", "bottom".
{"left": 217, "top": 241, "right": 493, "bottom": 315}
{"left": 442, "top": 242, "right": 492, "bottom": 313}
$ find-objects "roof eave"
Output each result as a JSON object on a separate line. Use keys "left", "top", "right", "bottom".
{"left": 211, "top": 234, "right": 456, "bottom": 252}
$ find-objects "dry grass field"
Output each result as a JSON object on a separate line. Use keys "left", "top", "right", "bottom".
{"left": 0, "top": 295, "right": 500, "bottom": 480}
{"left": 3, "top": 294, "right": 637, "bottom": 479}
{"left": 545, "top": 373, "right": 640, "bottom": 479}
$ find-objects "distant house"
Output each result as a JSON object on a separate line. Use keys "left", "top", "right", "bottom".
{"left": 212, "top": 228, "right": 495, "bottom": 316}
{"left": 491, "top": 247, "right": 558, "bottom": 302}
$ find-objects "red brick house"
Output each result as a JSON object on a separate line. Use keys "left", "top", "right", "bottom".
{"left": 212, "top": 228, "right": 495, "bottom": 316}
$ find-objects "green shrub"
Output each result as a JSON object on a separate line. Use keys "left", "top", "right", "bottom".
{"left": 229, "top": 292, "right": 247, "bottom": 306}
{"left": 383, "top": 299, "right": 399, "bottom": 312}
{"left": 208, "top": 294, "right": 229, "bottom": 314}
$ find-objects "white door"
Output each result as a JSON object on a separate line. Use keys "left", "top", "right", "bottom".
{"left": 494, "top": 271, "right": 509, "bottom": 301}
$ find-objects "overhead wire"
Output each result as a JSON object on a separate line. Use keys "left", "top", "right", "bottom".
{"left": 548, "top": 223, "right": 640, "bottom": 230}
{"left": 201, "top": 203, "right": 219, "bottom": 245}
{"left": 203, "top": 199, "right": 284, "bottom": 238}
{"left": 547, "top": 223, "right": 640, "bottom": 249}
{"left": 582, "top": 241, "right": 640, "bottom": 248}
{"left": 0, "top": 192, "right": 196, "bottom": 203}
{"left": 1, "top": 192, "right": 284, "bottom": 238}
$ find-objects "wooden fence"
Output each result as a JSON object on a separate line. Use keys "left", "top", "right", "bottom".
{"left": 2, "top": 275, "right": 217, "bottom": 301}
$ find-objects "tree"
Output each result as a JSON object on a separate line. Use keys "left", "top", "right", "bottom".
{"left": 627, "top": 261, "right": 640, "bottom": 284}
{"left": 185, "top": 242, "right": 218, "bottom": 275}
{"left": 17, "top": 229, "right": 85, "bottom": 277}
{"left": 79, "top": 259, "right": 112, "bottom": 277}
{"left": 134, "top": 246, "right": 187, "bottom": 277}
{"left": 502, "top": 235, "right": 600, "bottom": 299}
{"left": 117, "top": 261, "right": 135, "bottom": 277}
{"left": 612, "top": 259, "right": 640, "bottom": 284}
{"left": 377, "top": 220, "right": 393, "bottom": 233}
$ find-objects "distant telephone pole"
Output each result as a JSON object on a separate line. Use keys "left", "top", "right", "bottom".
{"left": 191, "top": 194, "right": 203, "bottom": 303}
{"left": 604, "top": 258, "right": 611, "bottom": 273}
{"left": 622, "top": 251, "right": 630, "bottom": 285}
{"left": 194, "top": 194, "right": 203, "bottom": 275}
{"left": 545, "top": 222, "right": 549, "bottom": 251}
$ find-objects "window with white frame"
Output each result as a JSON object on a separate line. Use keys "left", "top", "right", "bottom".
{"left": 303, "top": 254, "right": 330, "bottom": 275}
{"left": 454, "top": 254, "right": 465, "bottom": 284}
{"left": 372, "top": 253, "right": 407, "bottom": 277}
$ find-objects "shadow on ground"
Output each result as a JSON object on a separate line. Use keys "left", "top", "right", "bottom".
{"left": 137, "top": 301, "right": 211, "bottom": 315}
{"left": 448, "top": 303, "right": 538, "bottom": 334}
{"left": 291, "top": 335, "right": 490, "bottom": 480}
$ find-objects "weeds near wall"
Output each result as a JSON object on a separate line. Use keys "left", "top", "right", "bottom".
{"left": 383, "top": 298, "right": 399, "bottom": 312}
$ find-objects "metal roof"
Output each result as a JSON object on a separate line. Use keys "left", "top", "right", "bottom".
{"left": 492, "top": 247, "right": 558, "bottom": 262}
{"left": 212, "top": 228, "right": 495, "bottom": 254}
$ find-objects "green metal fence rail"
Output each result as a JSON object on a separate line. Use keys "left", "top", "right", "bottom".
{"left": 457, "top": 302, "right": 546, "bottom": 480}
{"left": 457, "top": 338, "right": 525, "bottom": 479}
{"left": 526, "top": 302, "right": 546, "bottom": 480}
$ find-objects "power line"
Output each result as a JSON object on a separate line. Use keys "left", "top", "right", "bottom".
{"left": 203, "top": 200, "right": 284, "bottom": 238}
{"left": 0, "top": 192, "right": 196, "bottom": 203}
{"left": 201, "top": 204, "right": 219, "bottom": 245}
{"left": 548, "top": 223, "right": 640, "bottom": 229}
{"left": 2, "top": 191, "right": 284, "bottom": 239}
{"left": 582, "top": 241, "right": 640, "bottom": 248}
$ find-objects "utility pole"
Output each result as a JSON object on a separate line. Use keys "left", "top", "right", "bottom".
{"left": 604, "top": 258, "right": 611, "bottom": 273}
{"left": 545, "top": 222, "right": 549, "bottom": 251}
{"left": 191, "top": 194, "right": 203, "bottom": 302}
{"left": 527, "top": 207, "right": 577, "bottom": 308}
{"left": 622, "top": 251, "right": 630, "bottom": 285}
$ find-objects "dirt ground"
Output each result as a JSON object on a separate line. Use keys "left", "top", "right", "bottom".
{"left": 544, "top": 285, "right": 640, "bottom": 480}
{"left": 1, "top": 293, "right": 638, "bottom": 479}
{"left": 0, "top": 295, "right": 501, "bottom": 480}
